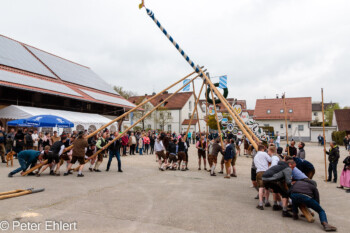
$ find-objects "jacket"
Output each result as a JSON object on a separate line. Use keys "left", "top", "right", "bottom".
{"left": 224, "top": 144, "right": 234, "bottom": 160}
{"left": 296, "top": 148, "right": 305, "bottom": 159}
{"left": 293, "top": 157, "right": 314, "bottom": 174}
{"left": 178, "top": 141, "right": 186, "bottom": 152}
{"left": 326, "top": 146, "right": 340, "bottom": 163}
{"left": 108, "top": 137, "right": 121, "bottom": 151}
{"left": 211, "top": 142, "right": 223, "bottom": 156}
{"left": 167, "top": 142, "right": 177, "bottom": 155}
{"left": 262, "top": 161, "right": 292, "bottom": 186}
{"left": 289, "top": 179, "right": 320, "bottom": 203}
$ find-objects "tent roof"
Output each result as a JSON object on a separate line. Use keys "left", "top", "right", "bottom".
{"left": 0, "top": 105, "right": 116, "bottom": 126}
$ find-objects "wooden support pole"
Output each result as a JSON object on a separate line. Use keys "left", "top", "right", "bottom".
{"left": 88, "top": 74, "right": 201, "bottom": 161}
{"left": 199, "top": 69, "right": 258, "bottom": 151}
{"left": 192, "top": 80, "right": 203, "bottom": 148}
{"left": 205, "top": 88, "right": 210, "bottom": 147}
{"left": 0, "top": 189, "right": 25, "bottom": 196}
{"left": 209, "top": 86, "right": 225, "bottom": 149}
{"left": 283, "top": 93, "right": 290, "bottom": 156}
{"left": 299, "top": 204, "right": 315, "bottom": 223}
{"left": 183, "top": 81, "right": 206, "bottom": 142}
{"left": 321, "top": 88, "right": 328, "bottom": 182}
{"left": 22, "top": 71, "right": 196, "bottom": 176}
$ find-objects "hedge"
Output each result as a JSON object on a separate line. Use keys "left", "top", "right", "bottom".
{"left": 331, "top": 131, "right": 346, "bottom": 145}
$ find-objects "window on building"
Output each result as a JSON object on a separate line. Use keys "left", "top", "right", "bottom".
{"left": 168, "top": 112, "right": 172, "bottom": 118}
{"left": 288, "top": 124, "right": 291, "bottom": 129}
{"left": 298, "top": 125, "right": 304, "bottom": 131}
{"left": 264, "top": 124, "right": 270, "bottom": 127}
{"left": 189, "top": 101, "right": 192, "bottom": 111}
{"left": 313, "top": 112, "right": 318, "bottom": 116}
{"left": 280, "top": 109, "right": 284, "bottom": 113}
{"left": 280, "top": 124, "right": 284, "bottom": 129}
{"left": 160, "top": 112, "right": 163, "bottom": 118}
{"left": 168, "top": 125, "right": 172, "bottom": 132}
{"left": 267, "top": 110, "right": 271, "bottom": 114}
{"left": 289, "top": 109, "right": 293, "bottom": 113}
{"left": 147, "top": 124, "right": 152, "bottom": 129}
{"left": 188, "top": 113, "right": 191, "bottom": 119}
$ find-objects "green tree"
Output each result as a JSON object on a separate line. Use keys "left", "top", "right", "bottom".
{"left": 155, "top": 107, "right": 173, "bottom": 131}
{"left": 325, "top": 103, "right": 340, "bottom": 125}
{"left": 133, "top": 101, "right": 154, "bottom": 130}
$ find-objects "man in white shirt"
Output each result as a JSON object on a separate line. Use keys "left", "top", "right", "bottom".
{"left": 32, "top": 130, "right": 39, "bottom": 151}
{"left": 154, "top": 135, "right": 166, "bottom": 170}
{"left": 254, "top": 144, "right": 272, "bottom": 210}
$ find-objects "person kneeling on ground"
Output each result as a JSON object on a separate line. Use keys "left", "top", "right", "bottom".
{"left": 262, "top": 159, "right": 293, "bottom": 217}
{"left": 289, "top": 179, "right": 337, "bottom": 232}
{"left": 8, "top": 150, "right": 44, "bottom": 177}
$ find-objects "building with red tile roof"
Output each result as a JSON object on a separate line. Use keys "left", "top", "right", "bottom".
{"left": 333, "top": 109, "right": 350, "bottom": 133}
{"left": 254, "top": 97, "right": 312, "bottom": 141}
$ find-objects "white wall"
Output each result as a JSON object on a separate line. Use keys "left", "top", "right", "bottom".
{"left": 256, "top": 120, "right": 311, "bottom": 139}
{"left": 310, "top": 127, "right": 336, "bottom": 142}
{"left": 312, "top": 111, "right": 322, "bottom": 122}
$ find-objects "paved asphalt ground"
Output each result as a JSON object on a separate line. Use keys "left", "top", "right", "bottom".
{"left": 0, "top": 142, "right": 349, "bottom": 233}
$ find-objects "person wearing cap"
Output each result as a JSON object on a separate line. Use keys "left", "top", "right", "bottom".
{"left": 64, "top": 131, "right": 89, "bottom": 177}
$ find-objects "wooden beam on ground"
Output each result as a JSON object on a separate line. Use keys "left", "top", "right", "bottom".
{"left": 299, "top": 204, "right": 315, "bottom": 223}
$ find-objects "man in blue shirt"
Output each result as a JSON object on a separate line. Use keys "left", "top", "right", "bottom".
{"left": 8, "top": 150, "right": 43, "bottom": 177}
{"left": 287, "top": 159, "right": 308, "bottom": 180}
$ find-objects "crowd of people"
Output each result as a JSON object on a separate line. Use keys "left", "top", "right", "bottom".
{"left": 1, "top": 126, "right": 350, "bottom": 231}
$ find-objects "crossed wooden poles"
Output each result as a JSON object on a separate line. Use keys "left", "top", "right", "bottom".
{"left": 22, "top": 70, "right": 260, "bottom": 176}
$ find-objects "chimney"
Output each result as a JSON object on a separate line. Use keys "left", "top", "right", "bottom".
{"left": 276, "top": 94, "right": 279, "bottom": 99}
{"left": 152, "top": 92, "right": 156, "bottom": 95}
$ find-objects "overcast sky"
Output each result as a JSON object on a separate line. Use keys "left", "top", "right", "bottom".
{"left": 1, "top": 0, "right": 349, "bottom": 109}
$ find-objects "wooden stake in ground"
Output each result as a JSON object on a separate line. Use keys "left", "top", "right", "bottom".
{"left": 209, "top": 86, "right": 224, "bottom": 149}
{"left": 87, "top": 74, "right": 201, "bottom": 161}
{"left": 282, "top": 93, "right": 290, "bottom": 156}
{"left": 22, "top": 71, "right": 196, "bottom": 176}
{"left": 321, "top": 88, "right": 328, "bottom": 182}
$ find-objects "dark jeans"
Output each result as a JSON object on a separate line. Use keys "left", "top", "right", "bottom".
{"left": 144, "top": 144, "right": 149, "bottom": 154}
{"left": 107, "top": 150, "right": 121, "bottom": 171}
{"left": 150, "top": 144, "right": 154, "bottom": 154}
{"left": 328, "top": 162, "right": 338, "bottom": 181}
{"left": 122, "top": 145, "right": 127, "bottom": 155}
{"left": 130, "top": 144, "right": 136, "bottom": 155}
{"left": 290, "top": 193, "right": 328, "bottom": 223}
{"left": 10, "top": 156, "right": 37, "bottom": 175}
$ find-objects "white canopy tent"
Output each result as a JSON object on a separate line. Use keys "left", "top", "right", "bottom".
{"left": 0, "top": 105, "right": 118, "bottom": 132}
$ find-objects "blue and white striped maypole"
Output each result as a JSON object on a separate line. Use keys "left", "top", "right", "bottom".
{"left": 143, "top": 6, "right": 202, "bottom": 75}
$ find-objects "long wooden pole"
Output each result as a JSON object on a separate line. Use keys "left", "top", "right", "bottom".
{"left": 199, "top": 69, "right": 258, "bottom": 151}
{"left": 183, "top": 82, "right": 206, "bottom": 142}
{"left": 283, "top": 93, "right": 290, "bottom": 156}
{"left": 321, "top": 88, "right": 328, "bottom": 182}
{"left": 87, "top": 74, "right": 201, "bottom": 160}
{"left": 205, "top": 88, "right": 210, "bottom": 149}
{"left": 192, "top": 80, "right": 203, "bottom": 147}
{"left": 209, "top": 86, "right": 224, "bottom": 149}
{"left": 22, "top": 72, "right": 196, "bottom": 176}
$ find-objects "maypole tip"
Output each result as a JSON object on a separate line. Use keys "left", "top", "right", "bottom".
{"left": 139, "top": 0, "right": 145, "bottom": 9}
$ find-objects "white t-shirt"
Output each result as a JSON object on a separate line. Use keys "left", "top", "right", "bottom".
{"left": 275, "top": 136, "right": 281, "bottom": 143}
{"left": 254, "top": 151, "right": 272, "bottom": 173}
{"left": 32, "top": 133, "right": 39, "bottom": 147}
{"left": 270, "top": 155, "right": 280, "bottom": 167}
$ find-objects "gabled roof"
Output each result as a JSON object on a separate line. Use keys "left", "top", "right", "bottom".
{"left": 0, "top": 34, "right": 135, "bottom": 109}
{"left": 334, "top": 109, "right": 350, "bottom": 131}
{"left": 129, "top": 92, "right": 193, "bottom": 110}
{"left": 312, "top": 102, "right": 336, "bottom": 111}
{"left": 254, "top": 97, "right": 312, "bottom": 122}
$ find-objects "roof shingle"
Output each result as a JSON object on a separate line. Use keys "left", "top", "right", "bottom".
{"left": 334, "top": 109, "right": 350, "bottom": 131}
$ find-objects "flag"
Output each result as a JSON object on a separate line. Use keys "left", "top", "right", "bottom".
{"left": 183, "top": 79, "right": 191, "bottom": 91}
{"left": 219, "top": 75, "right": 227, "bottom": 89}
